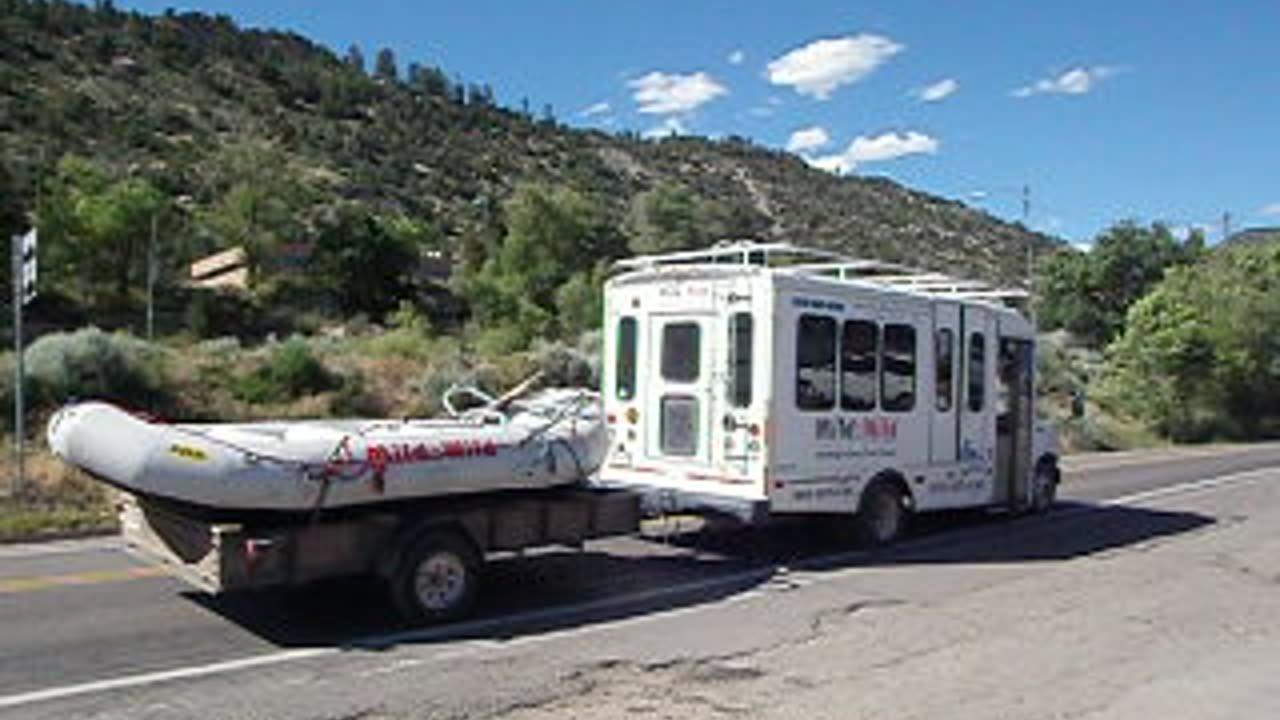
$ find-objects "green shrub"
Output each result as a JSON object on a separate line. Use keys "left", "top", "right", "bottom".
{"left": 231, "top": 338, "right": 338, "bottom": 403}
{"left": 24, "top": 327, "right": 169, "bottom": 411}
{"left": 183, "top": 289, "right": 265, "bottom": 339}
{"left": 471, "top": 322, "right": 531, "bottom": 356}
{"left": 365, "top": 326, "right": 433, "bottom": 359}
{"left": 328, "top": 370, "right": 382, "bottom": 417}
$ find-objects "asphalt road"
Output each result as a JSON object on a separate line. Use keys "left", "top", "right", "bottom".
{"left": 2, "top": 443, "right": 1280, "bottom": 718}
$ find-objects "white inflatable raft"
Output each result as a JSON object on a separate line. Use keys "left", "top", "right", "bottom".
{"left": 47, "top": 386, "right": 605, "bottom": 515}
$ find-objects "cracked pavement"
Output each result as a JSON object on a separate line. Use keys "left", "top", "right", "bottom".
{"left": 475, "top": 472, "right": 1280, "bottom": 720}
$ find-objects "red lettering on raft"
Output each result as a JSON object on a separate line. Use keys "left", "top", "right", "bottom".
{"left": 366, "top": 439, "right": 501, "bottom": 466}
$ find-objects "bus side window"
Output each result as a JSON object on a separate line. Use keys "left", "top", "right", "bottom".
{"left": 936, "top": 328, "right": 954, "bottom": 412}
{"left": 882, "top": 324, "right": 917, "bottom": 412}
{"left": 616, "top": 317, "right": 637, "bottom": 400}
{"left": 727, "top": 313, "right": 753, "bottom": 408}
{"left": 840, "top": 319, "right": 878, "bottom": 411}
{"left": 968, "top": 332, "right": 986, "bottom": 412}
{"left": 796, "top": 314, "right": 837, "bottom": 410}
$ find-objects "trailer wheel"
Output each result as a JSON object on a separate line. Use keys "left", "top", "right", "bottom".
{"left": 855, "top": 480, "right": 910, "bottom": 546}
{"left": 1030, "top": 460, "right": 1060, "bottom": 514}
{"left": 391, "top": 530, "right": 481, "bottom": 625}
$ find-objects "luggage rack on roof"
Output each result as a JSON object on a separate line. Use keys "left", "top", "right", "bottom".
{"left": 614, "top": 240, "right": 1030, "bottom": 306}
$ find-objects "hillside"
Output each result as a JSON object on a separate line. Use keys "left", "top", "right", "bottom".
{"left": 1222, "top": 227, "right": 1280, "bottom": 248}
{"left": 0, "top": 0, "right": 1057, "bottom": 296}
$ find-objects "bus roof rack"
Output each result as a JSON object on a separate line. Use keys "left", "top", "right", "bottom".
{"left": 614, "top": 240, "right": 1029, "bottom": 306}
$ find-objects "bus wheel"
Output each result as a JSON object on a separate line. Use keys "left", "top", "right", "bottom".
{"left": 855, "top": 480, "right": 910, "bottom": 546}
{"left": 1031, "top": 461, "right": 1060, "bottom": 514}
{"left": 391, "top": 530, "right": 481, "bottom": 625}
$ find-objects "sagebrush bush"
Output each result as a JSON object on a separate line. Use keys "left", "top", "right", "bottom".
{"left": 24, "top": 327, "right": 169, "bottom": 410}
{"left": 194, "top": 336, "right": 242, "bottom": 360}
{"left": 532, "top": 335, "right": 598, "bottom": 388}
{"left": 416, "top": 360, "right": 477, "bottom": 416}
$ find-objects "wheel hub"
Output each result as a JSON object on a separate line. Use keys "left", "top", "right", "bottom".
{"left": 414, "top": 552, "right": 467, "bottom": 611}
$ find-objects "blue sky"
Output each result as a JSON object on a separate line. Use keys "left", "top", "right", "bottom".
{"left": 116, "top": 0, "right": 1280, "bottom": 244}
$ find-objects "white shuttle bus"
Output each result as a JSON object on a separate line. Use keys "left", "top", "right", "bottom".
{"left": 598, "top": 241, "right": 1060, "bottom": 544}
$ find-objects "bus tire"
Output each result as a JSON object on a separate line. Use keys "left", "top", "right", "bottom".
{"left": 1031, "top": 459, "right": 1060, "bottom": 514}
{"left": 391, "top": 529, "right": 481, "bottom": 625}
{"left": 855, "top": 479, "right": 910, "bottom": 546}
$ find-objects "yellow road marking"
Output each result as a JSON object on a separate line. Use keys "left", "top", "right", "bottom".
{"left": 0, "top": 565, "right": 168, "bottom": 595}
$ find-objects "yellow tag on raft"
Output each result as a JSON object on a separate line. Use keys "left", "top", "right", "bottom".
{"left": 169, "top": 444, "right": 209, "bottom": 462}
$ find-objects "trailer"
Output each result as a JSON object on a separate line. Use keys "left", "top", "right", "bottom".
{"left": 598, "top": 241, "right": 1060, "bottom": 543}
{"left": 118, "top": 486, "right": 639, "bottom": 623}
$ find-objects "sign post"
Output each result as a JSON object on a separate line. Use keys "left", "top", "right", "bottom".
{"left": 11, "top": 228, "right": 36, "bottom": 496}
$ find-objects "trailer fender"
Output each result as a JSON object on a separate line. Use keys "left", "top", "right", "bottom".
{"left": 375, "top": 515, "right": 482, "bottom": 581}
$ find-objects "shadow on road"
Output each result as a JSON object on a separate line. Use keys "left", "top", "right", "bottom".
{"left": 183, "top": 501, "right": 1214, "bottom": 650}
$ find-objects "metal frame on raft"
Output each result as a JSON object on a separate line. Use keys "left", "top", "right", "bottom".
{"left": 612, "top": 239, "right": 1031, "bottom": 312}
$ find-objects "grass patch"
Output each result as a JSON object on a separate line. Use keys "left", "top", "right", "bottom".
{"left": 0, "top": 447, "right": 117, "bottom": 543}
{"left": 0, "top": 500, "right": 116, "bottom": 543}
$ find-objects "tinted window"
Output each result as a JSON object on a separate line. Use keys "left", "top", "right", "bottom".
{"left": 796, "top": 314, "right": 837, "bottom": 410}
{"left": 840, "top": 319, "right": 878, "bottom": 411}
{"left": 660, "top": 395, "right": 699, "bottom": 456}
{"left": 936, "top": 328, "right": 954, "bottom": 412}
{"left": 882, "top": 324, "right": 917, "bottom": 412}
{"left": 728, "top": 313, "right": 753, "bottom": 408}
{"left": 616, "top": 317, "right": 637, "bottom": 400}
{"left": 968, "top": 332, "right": 986, "bottom": 412}
{"left": 661, "top": 322, "right": 701, "bottom": 382}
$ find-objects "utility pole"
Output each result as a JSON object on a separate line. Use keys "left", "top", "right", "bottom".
{"left": 1021, "top": 184, "right": 1036, "bottom": 325}
{"left": 11, "top": 229, "right": 36, "bottom": 496}
{"left": 147, "top": 213, "right": 157, "bottom": 341}
{"left": 10, "top": 236, "right": 20, "bottom": 496}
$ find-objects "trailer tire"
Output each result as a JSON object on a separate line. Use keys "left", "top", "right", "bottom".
{"left": 855, "top": 479, "right": 910, "bottom": 546}
{"left": 391, "top": 530, "right": 481, "bottom": 625}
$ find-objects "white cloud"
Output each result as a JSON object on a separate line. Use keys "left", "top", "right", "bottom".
{"left": 1012, "top": 66, "right": 1120, "bottom": 97}
{"left": 786, "top": 126, "right": 831, "bottom": 153}
{"left": 628, "top": 71, "right": 728, "bottom": 114}
{"left": 642, "top": 117, "right": 689, "bottom": 139}
{"left": 579, "top": 101, "right": 611, "bottom": 117}
{"left": 806, "top": 131, "right": 939, "bottom": 174}
{"left": 766, "top": 33, "right": 903, "bottom": 100}
{"left": 1259, "top": 203, "right": 1280, "bottom": 217}
{"left": 1034, "top": 216, "right": 1065, "bottom": 235}
{"left": 916, "top": 77, "right": 958, "bottom": 102}
{"left": 728, "top": 49, "right": 746, "bottom": 65}
{"left": 1170, "top": 223, "right": 1214, "bottom": 240}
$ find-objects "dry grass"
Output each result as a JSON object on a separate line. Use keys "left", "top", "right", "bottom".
{"left": 0, "top": 445, "right": 116, "bottom": 543}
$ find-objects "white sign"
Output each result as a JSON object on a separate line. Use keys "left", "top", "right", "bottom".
{"left": 19, "top": 228, "right": 36, "bottom": 305}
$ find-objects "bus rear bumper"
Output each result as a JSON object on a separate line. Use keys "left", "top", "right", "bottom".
{"left": 609, "top": 484, "right": 771, "bottom": 524}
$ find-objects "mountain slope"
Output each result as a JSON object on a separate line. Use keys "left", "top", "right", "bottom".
{"left": 0, "top": 0, "right": 1057, "bottom": 289}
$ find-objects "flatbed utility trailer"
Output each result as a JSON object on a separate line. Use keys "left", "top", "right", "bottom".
{"left": 118, "top": 486, "right": 639, "bottom": 623}
{"left": 599, "top": 240, "right": 1060, "bottom": 544}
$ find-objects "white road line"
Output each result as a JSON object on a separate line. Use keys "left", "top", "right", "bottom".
{"left": 1102, "top": 467, "right": 1276, "bottom": 506}
{"left": 0, "top": 648, "right": 333, "bottom": 711}
{"left": 0, "top": 464, "right": 1274, "bottom": 712}
{"left": 1062, "top": 445, "right": 1271, "bottom": 472}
